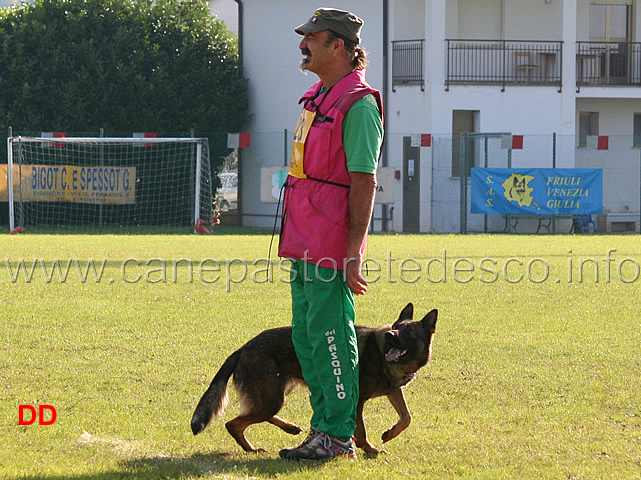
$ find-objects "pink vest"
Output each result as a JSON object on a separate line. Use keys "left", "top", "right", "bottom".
{"left": 278, "top": 69, "right": 383, "bottom": 270}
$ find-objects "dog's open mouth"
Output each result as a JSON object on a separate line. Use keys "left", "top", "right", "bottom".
{"left": 385, "top": 347, "right": 408, "bottom": 362}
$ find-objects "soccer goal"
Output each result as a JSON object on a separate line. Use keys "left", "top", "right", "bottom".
{"left": 6, "top": 136, "right": 214, "bottom": 233}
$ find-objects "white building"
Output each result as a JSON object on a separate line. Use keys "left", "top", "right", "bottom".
{"left": 225, "top": 1, "right": 641, "bottom": 233}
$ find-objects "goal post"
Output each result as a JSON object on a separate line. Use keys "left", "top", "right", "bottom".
{"left": 6, "top": 136, "right": 214, "bottom": 233}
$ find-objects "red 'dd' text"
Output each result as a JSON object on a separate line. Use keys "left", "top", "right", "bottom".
{"left": 18, "top": 405, "right": 57, "bottom": 425}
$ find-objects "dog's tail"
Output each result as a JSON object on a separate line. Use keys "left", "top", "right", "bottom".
{"left": 191, "top": 350, "right": 240, "bottom": 435}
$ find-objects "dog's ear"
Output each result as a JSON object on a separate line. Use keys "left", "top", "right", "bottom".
{"left": 397, "top": 303, "right": 414, "bottom": 322}
{"left": 420, "top": 309, "right": 437, "bottom": 336}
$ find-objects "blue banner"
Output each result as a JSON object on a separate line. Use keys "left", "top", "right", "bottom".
{"left": 471, "top": 168, "right": 603, "bottom": 215}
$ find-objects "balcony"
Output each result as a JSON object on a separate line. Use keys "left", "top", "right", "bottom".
{"left": 576, "top": 41, "right": 641, "bottom": 90}
{"left": 394, "top": 39, "right": 641, "bottom": 93}
{"left": 392, "top": 39, "right": 424, "bottom": 91}
{"left": 445, "top": 40, "right": 563, "bottom": 91}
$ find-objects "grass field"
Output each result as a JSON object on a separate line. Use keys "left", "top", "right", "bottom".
{"left": 1, "top": 231, "right": 640, "bottom": 479}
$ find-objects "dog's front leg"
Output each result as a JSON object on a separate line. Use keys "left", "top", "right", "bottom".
{"left": 382, "top": 388, "right": 411, "bottom": 443}
{"left": 353, "top": 400, "right": 380, "bottom": 454}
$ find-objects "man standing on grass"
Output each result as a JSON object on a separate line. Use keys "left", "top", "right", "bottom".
{"left": 278, "top": 7, "right": 384, "bottom": 461}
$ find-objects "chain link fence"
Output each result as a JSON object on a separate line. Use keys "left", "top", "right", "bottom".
{"left": 3, "top": 129, "right": 640, "bottom": 234}
{"left": 233, "top": 132, "right": 641, "bottom": 234}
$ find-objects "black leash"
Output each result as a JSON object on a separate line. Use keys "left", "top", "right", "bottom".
{"left": 267, "top": 182, "right": 288, "bottom": 267}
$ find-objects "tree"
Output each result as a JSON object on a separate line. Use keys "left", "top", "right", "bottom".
{"left": 0, "top": 0, "right": 247, "bottom": 134}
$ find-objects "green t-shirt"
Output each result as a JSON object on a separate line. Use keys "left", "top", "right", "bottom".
{"left": 343, "top": 94, "right": 384, "bottom": 175}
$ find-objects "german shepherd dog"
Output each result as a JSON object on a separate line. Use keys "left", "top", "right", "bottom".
{"left": 191, "top": 303, "right": 437, "bottom": 454}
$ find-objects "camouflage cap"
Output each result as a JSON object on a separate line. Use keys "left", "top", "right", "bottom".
{"left": 295, "top": 8, "right": 363, "bottom": 44}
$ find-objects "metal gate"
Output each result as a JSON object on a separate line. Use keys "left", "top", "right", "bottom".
{"left": 459, "top": 132, "right": 512, "bottom": 233}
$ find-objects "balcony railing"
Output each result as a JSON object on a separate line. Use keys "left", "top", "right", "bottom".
{"left": 576, "top": 41, "right": 641, "bottom": 89}
{"left": 394, "top": 39, "right": 641, "bottom": 92}
{"left": 392, "top": 39, "right": 424, "bottom": 91}
{"left": 446, "top": 40, "right": 563, "bottom": 91}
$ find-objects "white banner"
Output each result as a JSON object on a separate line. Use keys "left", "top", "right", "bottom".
{"left": 260, "top": 167, "right": 395, "bottom": 204}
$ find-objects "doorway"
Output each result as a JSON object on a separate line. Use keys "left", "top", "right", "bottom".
{"left": 590, "top": 3, "right": 632, "bottom": 82}
{"left": 402, "top": 136, "right": 420, "bottom": 232}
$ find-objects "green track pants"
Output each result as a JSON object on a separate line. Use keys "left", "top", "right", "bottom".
{"left": 289, "top": 259, "right": 359, "bottom": 440}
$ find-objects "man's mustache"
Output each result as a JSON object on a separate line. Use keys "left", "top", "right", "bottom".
{"left": 299, "top": 49, "right": 312, "bottom": 72}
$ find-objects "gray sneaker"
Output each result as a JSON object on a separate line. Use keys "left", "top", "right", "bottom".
{"left": 279, "top": 431, "right": 356, "bottom": 461}
{"left": 278, "top": 428, "right": 321, "bottom": 458}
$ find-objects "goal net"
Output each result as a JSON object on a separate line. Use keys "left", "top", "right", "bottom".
{"left": 6, "top": 136, "right": 214, "bottom": 233}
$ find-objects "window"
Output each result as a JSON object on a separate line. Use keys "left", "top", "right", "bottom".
{"left": 589, "top": 3, "right": 631, "bottom": 81}
{"left": 452, "top": 110, "right": 479, "bottom": 177}
{"left": 634, "top": 113, "right": 641, "bottom": 147}
{"left": 578, "top": 112, "right": 599, "bottom": 147}
{"left": 589, "top": 3, "right": 631, "bottom": 43}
